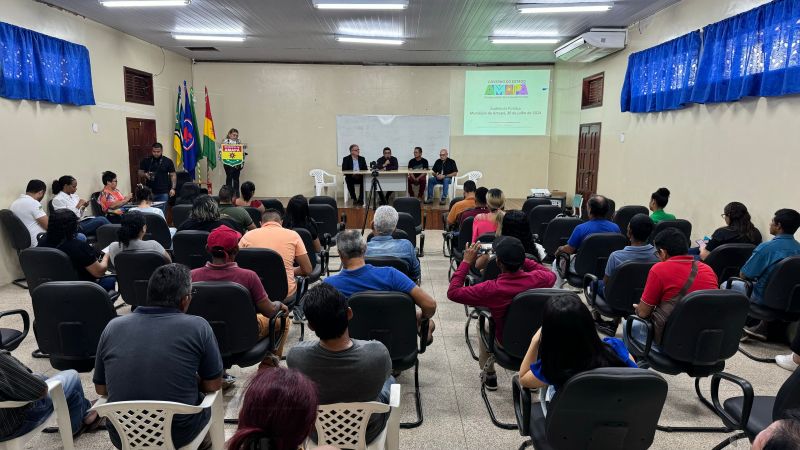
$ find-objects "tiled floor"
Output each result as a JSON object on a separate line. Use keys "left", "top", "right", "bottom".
{"left": 5, "top": 230, "right": 790, "bottom": 449}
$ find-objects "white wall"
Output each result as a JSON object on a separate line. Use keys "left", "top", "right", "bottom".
{"left": 0, "top": 0, "right": 192, "bottom": 284}
{"left": 548, "top": 0, "right": 797, "bottom": 240}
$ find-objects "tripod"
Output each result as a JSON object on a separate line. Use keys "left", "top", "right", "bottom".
{"left": 361, "top": 171, "right": 386, "bottom": 235}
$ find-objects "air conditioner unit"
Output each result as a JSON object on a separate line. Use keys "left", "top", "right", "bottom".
{"left": 554, "top": 28, "right": 627, "bottom": 63}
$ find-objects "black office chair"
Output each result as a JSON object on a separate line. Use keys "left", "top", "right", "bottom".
{"left": 521, "top": 198, "right": 551, "bottom": 217}
{"left": 95, "top": 224, "right": 121, "bottom": 252}
{"left": 348, "top": 291, "right": 429, "bottom": 429}
{"left": 394, "top": 198, "right": 426, "bottom": 256}
{"left": 0, "top": 309, "right": 30, "bottom": 351}
{"left": 293, "top": 227, "right": 323, "bottom": 342}
{"left": 478, "top": 288, "right": 565, "bottom": 429}
{"left": 19, "top": 247, "right": 81, "bottom": 292}
{"left": 261, "top": 198, "right": 285, "bottom": 216}
{"left": 606, "top": 198, "right": 617, "bottom": 220}
{"left": 729, "top": 255, "right": 800, "bottom": 363}
{"left": 364, "top": 255, "right": 417, "bottom": 284}
{"left": 31, "top": 281, "right": 117, "bottom": 372}
{"left": 513, "top": 368, "right": 668, "bottom": 450}
{"left": 171, "top": 204, "right": 192, "bottom": 228}
{"left": 528, "top": 206, "right": 561, "bottom": 243}
{"left": 0, "top": 209, "right": 34, "bottom": 288}
{"left": 141, "top": 213, "right": 172, "bottom": 249}
{"left": 172, "top": 230, "right": 211, "bottom": 269}
{"left": 704, "top": 243, "right": 755, "bottom": 285}
{"left": 442, "top": 196, "right": 464, "bottom": 257}
{"left": 244, "top": 207, "right": 262, "bottom": 228}
{"left": 623, "top": 289, "right": 750, "bottom": 432}
{"left": 613, "top": 205, "right": 649, "bottom": 237}
{"left": 709, "top": 363, "right": 800, "bottom": 449}
{"left": 309, "top": 196, "right": 346, "bottom": 226}
{"left": 585, "top": 261, "right": 656, "bottom": 335}
{"left": 449, "top": 216, "right": 475, "bottom": 280}
{"left": 651, "top": 219, "right": 692, "bottom": 245}
{"left": 236, "top": 248, "right": 292, "bottom": 307}
{"left": 541, "top": 217, "right": 582, "bottom": 260}
{"left": 47, "top": 199, "right": 56, "bottom": 215}
{"left": 556, "top": 233, "right": 627, "bottom": 289}
{"left": 309, "top": 204, "right": 346, "bottom": 274}
{"left": 396, "top": 212, "right": 424, "bottom": 256}
{"left": 89, "top": 192, "right": 104, "bottom": 217}
{"left": 115, "top": 251, "right": 170, "bottom": 307}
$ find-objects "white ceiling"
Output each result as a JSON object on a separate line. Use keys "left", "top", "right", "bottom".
{"left": 42, "top": 0, "right": 680, "bottom": 64}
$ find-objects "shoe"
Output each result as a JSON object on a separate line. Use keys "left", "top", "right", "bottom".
{"left": 292, "top": 306, "right": 305, "bottom": 324}
{"left": 439, "top": 198, "right": 447, "bottom": 205}
{"left": 483, "top": 372, "right": 498, "bottom": 391}
{"left": 776, "top": 354, "right": 799, "bottom": 372}
{"left": 222, "top": 373, "right": 237, "bottom": 390}
{"left": 423, "top": 198, "right": 433, "bottom": 204}
{"left": 743, "top": 321, "right": 768, "bottom": 341}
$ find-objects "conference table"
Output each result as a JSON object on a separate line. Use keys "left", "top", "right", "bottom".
{"left": 341, "top": 168, "right": 430, "bottom": 204}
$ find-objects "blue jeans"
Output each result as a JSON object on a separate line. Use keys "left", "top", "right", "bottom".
{"left": 152, "top": 193, "right": 169, "bottom": 212}
{"left": 426, "top": 176, "right": 452, "bottom": 200}
{"left": 97, "top": 275, "right": 116, "bottom": 292}
{"left": 622, "top": 319, "right": 659, "bottom": 352}
{"left": 4, "top": 370, "right": 91, "bottom": 439}
{"left": 77, "top": 216, "right": 110, "bottom": 236}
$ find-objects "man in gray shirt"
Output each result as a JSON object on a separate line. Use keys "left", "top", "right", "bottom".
{"left": 287, "top": 283, "right": 392, "bottom": 444}
{"left": 94, "top": 264, "right": 223, "bottom": 449}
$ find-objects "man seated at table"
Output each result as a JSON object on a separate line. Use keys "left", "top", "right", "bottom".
{"left": 366, "top": 205, "right": 421, "bottom": 281}
{"left": 341, "top": 144, "right": 368, "bottom": 205}
{"left": 424, "top": 149, "right": 458, "bottom": 206}
{"left": 217, "top": 185, "right": 256, "bottom": 231}
{"left": 375, "top": 147, "right": 399, "bottom": 204}
{"left": 407, "top": 146, "right": 429, "bottom": 199}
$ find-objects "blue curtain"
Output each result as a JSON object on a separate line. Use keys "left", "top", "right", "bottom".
{"left": 690, "top": 0, "right": 800, "bottom": 103}
{"left": 0, "top": 22, "right": 95, "bottom": 106}
{"left": 620, "top": 31, "right": 701, "bottom": 113}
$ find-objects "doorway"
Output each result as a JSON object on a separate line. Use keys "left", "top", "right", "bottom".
{"left": 575, "top": 123, "right": 601, "bottom": 217}
{"left": 126, "top": 118, "right": 157, "bottom": 193}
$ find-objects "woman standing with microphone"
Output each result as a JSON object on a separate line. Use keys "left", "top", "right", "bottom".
{"left": 219, "top": 128, "right": 247, "bottom": 197}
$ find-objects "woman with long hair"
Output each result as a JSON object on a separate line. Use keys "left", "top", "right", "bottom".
{"left": 475, "top": 210, "right": 544, "bottom": 270}
{"left": 698, "top": 201, "right": 762, "bottom": 260}
{"left": 50, "top": 175, "right": 111, "bottom": 236}
{"left": 649, "top": 187, "right": 675, "bottom": 224}
{"left": 107, "top": 212, "right": 170, "bottom": 265}
{"left": 471, "top": 188, "right": 505, "bottom": 242}
{"left": 518, "top": 294, "right": 636, "bottom": 412}
{"left": 234, "top": 181, "right": 264, "bottom": 213}
{"left": 177, "top": 195, "right": 243, "bottom": 233}
{"left": 282, "top": 195, "right": 321, "bottom": 252}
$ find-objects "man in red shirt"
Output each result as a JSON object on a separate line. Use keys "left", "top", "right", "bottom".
{"left": 626, "top": 228, "right": 718, "bottom": 348}
{"left": 447, "top": 236, "right": 556, "bottom": 390}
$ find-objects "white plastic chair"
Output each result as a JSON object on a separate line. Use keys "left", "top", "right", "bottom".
{"left": 309, "top": 169, "right": 338, "bottom": 198}
{"left": 90, "top": 391, "right": 224, "bottom": 450}
{"left": 310, "top": 384, "right": 401, "bottom": 450}
{"left": 451, "top": 171, "right": 483, "bottom": 198}
{"left": 0, "top": 378, "right": 74, "bottom": 450}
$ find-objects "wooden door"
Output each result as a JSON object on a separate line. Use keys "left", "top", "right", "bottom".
{"left": 126, "top": 118, "right": 157, "bottom": 193}
{"left": 575, "top": 123, "right": 601, "bottom": 216}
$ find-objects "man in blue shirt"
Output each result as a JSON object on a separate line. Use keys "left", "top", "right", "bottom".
{"left": 324, "top": 230, "right": 437, "bottom": 343}
{"left": 736, "top": 209, "right": 800, "bottom": 344}
{"left": 366, "top": 205, "right": 421, "bottom": 281}
{"left": 552, "top": 195, "right": 620, "bottom": 287}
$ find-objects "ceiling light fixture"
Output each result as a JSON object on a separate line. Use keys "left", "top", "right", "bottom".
{"left": 335, "top": 35, "right": 405, "bottom": 45}
{"left": 173, "top": 34, "right": 246, "bottom": 42}
{"left": 100, "top": 0, "right": 190, "bottom": 7}
{"left": 489, "top": 36, "right": 561, "bottom": 44}
{"left": 313, "top": 0, "right": 408, "bottom": 10}
{"left": 516, "top": 2, "right": 613, "bottom": 13}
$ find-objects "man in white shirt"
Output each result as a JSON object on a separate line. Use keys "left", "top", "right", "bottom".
{"left": 50, "top": 175, "right": 109, "bottom": 236}
{"left": 9, "top": 180, "right": 48, "bottom": 247}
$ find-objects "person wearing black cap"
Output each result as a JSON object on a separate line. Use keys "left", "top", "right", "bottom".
{"left": 447, "top": 236, "right": 556, "bottom": 391}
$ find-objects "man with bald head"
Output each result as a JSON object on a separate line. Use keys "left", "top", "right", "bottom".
{"left": 424, "top": 148, "right": 458, "bottom": 205}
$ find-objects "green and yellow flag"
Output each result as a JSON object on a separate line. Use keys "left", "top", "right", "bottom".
{"left": 173, "top": 86, "right": 182, "bottom": 166}
{"left": 202, "top": 87, "right": 217, "bottom": 170}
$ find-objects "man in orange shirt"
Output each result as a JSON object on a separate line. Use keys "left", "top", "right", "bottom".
{"left": 239, "top": 209, "right": 312, "bottom": 299}
{"left": 446, "top": 180, "right": 477, "bottom": 227}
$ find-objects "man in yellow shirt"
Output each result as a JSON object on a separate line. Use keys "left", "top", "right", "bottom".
{"left": 446, "top": 181, "right": 477, "bottom": 226}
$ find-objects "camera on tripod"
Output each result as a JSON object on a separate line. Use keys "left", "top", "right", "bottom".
{"left": 369, "top": 161, "right": 380, "bottom": 177}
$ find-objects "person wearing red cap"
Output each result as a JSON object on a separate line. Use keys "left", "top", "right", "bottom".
{"left": 191, "top": 225, "right": 290, "bottom": 362}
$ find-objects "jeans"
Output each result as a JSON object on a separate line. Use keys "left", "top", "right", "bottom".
{"left": 223, "top": 165, "right": 242, "bottom": 198}
{"left": 426, "top": 176, "right": 452, "bottom": 200}
{"left": 77, "top": 216, "right": 110, "bottom": 236}
{"left": 622, "top": 318, "right": 658, "bottom": 352}
{"left": 366, "top": 376, "right": 395, "bottom": 444}
{"left": 152, "top": 193, "right": 169, "bottom": 212}
{"left": 97, "top": 275, "right": 116, "bottom": 292}
{"left": 5, "top": 370, "right": 91, "bottom": 439}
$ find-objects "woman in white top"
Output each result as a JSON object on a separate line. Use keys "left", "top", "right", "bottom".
{"left": 107, "top": 212, "right": 171, "bottom": 266}
{"left": 128, "top": 185, "right": 176, "bottom": 236}
{"left": 50, "top": 175, "right": 110, "bottom": 236}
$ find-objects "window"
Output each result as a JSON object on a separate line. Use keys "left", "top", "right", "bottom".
{"left": 124, "top": 67, "right": 154, "bottom": 105}
{"left": 581, "top": 73, "right": 604, "bottom": 109}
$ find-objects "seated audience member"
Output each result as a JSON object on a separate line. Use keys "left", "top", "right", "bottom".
{"left": 177, "top": 195, "right": 243, "bottom": 234}
{"left": 366, "top": 205, "right": 421, "bottom": 280}
{"left": 191, "top": 225, "right": 289, "bottom": 359}
{"left": 595, "top": 213, "right": 659, "bottom": 297}
{"left": 459, "top": 186, "right": 490, "bottom": 225}
{"left": 752, "top": 409, "right": 800, "bottom": 450}
{"left": 233, "top": 181, "right": 264, "bottom": 213}
{"left": 287, "top": 284, "right": 393, "bottom": 445}
{"left": 323, "top": 230, "right": 436, "bottom": 342}
{"left": 424, "top": 148, "right": 458, "bottom": 205}
{"left": 518, "top": 294, "right": 637, "bottom": 411}
{"left": 695, "top": 201, "right": 762, "bottom": 259}
{"left": 107, "top": 212, "right": 170, "bottom": 266}
{"left": 42, "top": 209, "right": 116, "bottom": 292}
{"left": 475, "top": 210, "right": 545, "bottom": 270}
{"left": 448, "top": 236, "right": 556, "bottom": 390}
{"left": 0, "top": 350, "right": 102, "bottom": 440}
{"left": 625, "top": 228, "right": 718, "bottom": 349}
{"left": 282, "top": 194, "right": 322, "bottom": 252}
{"left": 733, "top": 209, "right": 800, "bottom": 344}
{"left": 174, "top": 183, "right": 205, "bottom": 206}
{"left": 553, "top": 195, "right": 620, "bottom": 287}
{"left": 128, "top": 185, "right": 176, "bottom": 237}
{"left": 217, "top": 185, "right": 255, "bottom": 231}
{"left": 649, "top": 187, "right": 675, "bottom": 224}
{"left": 93, "top": 264, "right": 223, "bottom": 449}
{"left": 51, "top": 175, "right": 110, "bottom": 236}
{"left": 446, "top": 180, "right": 477, "bottom": 227}
{"left": 98, "top": 171, "right": 132, "bottom": 219}
{"left": 471, "top": 188, "right": 505, "bottom": 242}
{"left": 376, "top": 147, "right": 399, "bottom": 204}
{"left": 239, "top": 209, "right": 312, "bottom": 300}
{"left": 9, "top": 179, "right": 49, "bottom": 247}
{"left": 407, "top": 146, "right": 429, "bottom": 199}
{"left": 226, "top": 368, "right": 319, "bottom": 450}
